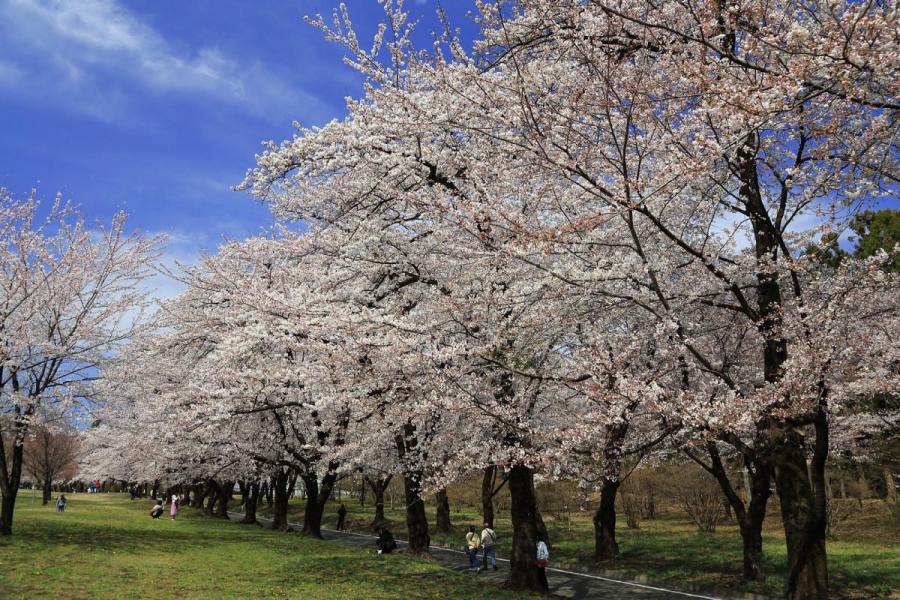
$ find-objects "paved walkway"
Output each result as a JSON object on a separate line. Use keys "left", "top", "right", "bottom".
{"left": 227, "top": 512, "right": 722, "bottom": 599}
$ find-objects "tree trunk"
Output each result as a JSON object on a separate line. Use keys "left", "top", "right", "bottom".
{"left": 402, "top": 470, "right": 430, "bottom": 554}
{"left": 366, "top": 475, "right": 391, "bottom": 526}
{"left": 593, "top": 477, "right": 619, "bottom": 562}
{"left": 266, "top": 477, "right": 274, "bottom": 508}
{"left": 271, "top": 472, "right": 290, "bottom": 532}
{"left": 739, "top": 140, "right": 828, "bottom": 598}
{"left": 508, "top": 465, "right": 545, "bottom": 592}
{"left": 205, "top": 481, "right": 219, "bottom": 514}
{"left": 481, "top": 466, "right": 496, "bottom": 527}
{"left": 239, "top": 481, "right": 259, "bottom": 524}
{"left": 359, "top": 475, "right": 367, "bottom": 506}
{"left": 772, "top": 424, "right": 828, "bottom": 600}
{"left": 435, "top": 488, "right": 451, "bottom": 533}
{"left": 42, "top": 477, "right": 52, "bottom": 506}
{"left": 395, "top": 422, "right": 429, "bottom": 554}
{"left": 884, "top": 466, "right": 897, "bottom": 501}
{"left": 214, "top": 480, "right": 233, "bottom": 519}
{"left": 855, "top": 462, "right": 869, "bottom": 501}
{"left": 192, "top": 482, "right": 209, "bottom": 508}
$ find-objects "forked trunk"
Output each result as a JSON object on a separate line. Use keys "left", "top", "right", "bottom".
{"left": 366, "top": 475, "right": 391, "bottom": 526}
{"left": 271, "top": 471, "right": 291, "bottom": 532}
{"left": 239, "top": 481, "right": 259, "bottom": 524}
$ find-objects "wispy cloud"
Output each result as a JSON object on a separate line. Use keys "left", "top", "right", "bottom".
{"left": 0, "top": 0, "right": 330, "bottom": 123}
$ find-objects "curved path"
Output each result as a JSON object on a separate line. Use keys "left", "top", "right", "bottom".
{"left": 228, "top": 511, "right": 724, "bottom": 599}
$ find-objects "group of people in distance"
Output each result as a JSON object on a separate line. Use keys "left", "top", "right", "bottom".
{"left": 149, "top": 494, "right": 180, "bottom": 520}
{"left": 358, "top": 508, "right": 550, "bottom": 592}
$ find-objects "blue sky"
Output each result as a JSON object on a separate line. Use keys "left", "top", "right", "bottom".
{"left": 0, "top": 0, "right": 477, "bottom": 286}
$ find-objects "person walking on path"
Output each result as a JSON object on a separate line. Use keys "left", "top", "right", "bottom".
{"left": 170, "top": 494, "right": 179, "bottom": 520}
{"left": 56, "top": 494, "right": 67, "bottom": 513}
{"left": 465, "top": 526, "right": 481, "bottom": 572}
{"left": 336, "top": 503, "right": 347, "bottom": 531}
{"left": 480, "top": 522, "right": 498, "bottom": 571}
{"left": 535, "top": 533, "right": 550, "bottom": 592}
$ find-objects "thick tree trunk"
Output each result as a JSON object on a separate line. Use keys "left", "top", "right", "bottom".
{"left": 482, "top": 465, "right": 496, "bottom": 528}
{"left": 301, "top": 475, "right": 323, "bottom": 538}
{"left": 214, "top": 480, "right": 233, "bottom": 519}
{"left": 265, "top": 478, "right": 275, "bottom": 508}
{"left": 0, "top": 488, "right": 19, "bottom": 535}
{"left": 271, "top": 472, "right": 290, "bottom": 532}
{"left": 395, "top": 422, "right": 429, "bottom": 554}
{"left": 508, "top": 465, "right": 545, "bottom": 592}
{"left": 0, "top": 429, "right": 25, "bottom": 536}
{"left": 435, "top": 488, "right": 451, "bottom": 533}
{"left": 772, "top": 424, "right": 828, "bottom": 600}
{"left": 402, "top": 470, "right": 430, "bottom": 554}
{"left": 593, "top": 477, "right": 619, "bottom": 562}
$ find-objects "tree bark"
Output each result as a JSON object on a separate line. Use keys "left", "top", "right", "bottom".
{"left": 740, "top": 137, "right": 828, "bottom": 598}
{"left": 593, "top": 477, "right": 620, "bottom": 562}
{"left": 205, "top": 481, "right": 219, "bottom": 514}
{"left": 435, "top": 488, "right": 451, "bottom": 533}
{"left": 238, "top": 481, "right": 259, "bottom": 524}
{"left": 396, "top": 422, "right": 430, "bottom": 554}
{"left": 772, "top": 424, "right": 828, "bottom": 600}
{"left": 855, "top": 462, "right": 869, "bottom": 501}
{"left": 884, "top": 466, "right": 897, "bottom": 501}
{"left": 42, "top": 476, "right": 52, "bottom": 506}
{"left": 214, "top": 480, "right": 233, "bottom": 519}
{"left": 482, "top": 465, "right": 496, "bottom": 528}
{"left": 365, "top": 475, "right": 391, "bottom": 526}
{"left": 271, "top": 471, "right": 291, "bottom": 532}
{"left": 401, "top": 470, "right": 430, "bottom": 553}
{"left": 508, "top": 465, "right": 545, "bottom": 592}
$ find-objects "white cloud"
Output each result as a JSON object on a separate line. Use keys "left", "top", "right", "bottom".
{"left": 0, "top": 0, "right": 330, "bottom": 123}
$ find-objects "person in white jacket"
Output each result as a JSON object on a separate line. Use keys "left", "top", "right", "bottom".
{"left": 535, "top": 533, "right": 550, "bottom": 591}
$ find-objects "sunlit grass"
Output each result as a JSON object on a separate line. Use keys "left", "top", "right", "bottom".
{"left": 0, "top": 493, "right": 531, "bottom": 600}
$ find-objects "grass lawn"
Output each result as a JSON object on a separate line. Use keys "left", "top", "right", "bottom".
{"left": 257, "top": 493, "right": 900, "bottom": 599}
{"left": 0, "top": 492, "right": 533, "bottom": 600}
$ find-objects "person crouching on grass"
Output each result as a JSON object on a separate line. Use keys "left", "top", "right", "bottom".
{"left": 375, "top": 527, "right": 397, "bottom": 554}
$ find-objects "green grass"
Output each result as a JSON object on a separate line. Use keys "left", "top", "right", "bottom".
{"left": 260, "top": 494, "right": 900, "bottom": 599}
{"left": 0, "top": 492, "right": 532, "bottom": 600}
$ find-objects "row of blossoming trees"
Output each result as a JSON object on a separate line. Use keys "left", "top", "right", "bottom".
{"left": 78, "top": 1, "right": 898, "bottom": 598}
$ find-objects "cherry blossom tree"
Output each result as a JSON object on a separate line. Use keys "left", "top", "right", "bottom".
{"left": 0, "top": 189, "right": 161, "bottom": 536}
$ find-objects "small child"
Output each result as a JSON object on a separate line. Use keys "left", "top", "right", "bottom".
{"left": 56, "top": 494, "right": 68, "bottom": 513}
